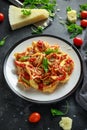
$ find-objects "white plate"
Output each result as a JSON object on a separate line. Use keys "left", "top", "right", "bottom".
{"left": 3, "top": 35, "right": 83, "bottom": 103}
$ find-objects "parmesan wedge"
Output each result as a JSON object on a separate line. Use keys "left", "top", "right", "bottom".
{"left": 9, "top": 5, "right": 49, "bottom": 30}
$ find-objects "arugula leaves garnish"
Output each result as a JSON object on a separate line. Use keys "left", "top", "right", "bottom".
{"left": 67, "top": 23, "right": 83, "bottom": 39}
{"left": 23, "top": 0, "right": 57, "bottom": 17}
{"left": 42, "top": 57, "right": 49, "bottom": 73}
{"left": 31, "top": 26, "right": 44, "bottom": 34}
{"left": 51, "top": 101, "right": 69, "bottom": 116}
{"left": 0, "top": 36, "right": 8, "bottom": 46}
{"left": 21, "top": 9, "right": 31, "bottom": 16}
{"left": 79, "top": 3, "right": 87, "bottom": 11}
{"left": 66, "top": 6, "right": 72, "bottom": 12}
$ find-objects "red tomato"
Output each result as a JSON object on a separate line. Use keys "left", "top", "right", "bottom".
{"left": 81, "top": 11, "right": 87, "bottom": 19}
{"left": 29, "top": 57, "right": 36, "bottom": 62}
{"left": 73, "top": 37, "right": 83, "bottom": 47}
{"left": 28, "top": 112, "right": 41, "bottom": 123}
{"left": 0, "top": 13, "right": 4, "bottom": 22}
{"left": 39, "top": 83, "right": 43, "bottom": 90}
{"left": 80, "top": 19, "right": 87, "bottom": 27}
{"left": 37, "top": 40, "right": 44, "bottom": 48}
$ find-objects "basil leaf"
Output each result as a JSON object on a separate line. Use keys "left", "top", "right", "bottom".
{"left": 51, "top": 108, "right": 65, "bottom": 116}
{"left": 51, "top": 101, "right": 69, "bottom": 116}
{"left": 42, "top": 57, "right": 49, "bottom": 72}
{"left": 19, "top": 56, "right": 29, "bottom": 61}
{"left": 45, "top": 48, "right": 58, "bottom": 55}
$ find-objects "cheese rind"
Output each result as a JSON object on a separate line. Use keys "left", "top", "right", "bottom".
{"left": 9, "top": 5, "right": 49, "bottom": 30}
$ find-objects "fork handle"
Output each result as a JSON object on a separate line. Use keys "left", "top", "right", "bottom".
{"left": 8, "top": 0, "right": 23, "bottom": 7}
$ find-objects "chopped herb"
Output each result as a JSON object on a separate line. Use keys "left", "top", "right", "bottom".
{"left": 19, "top": 56, "right": 30, "bottom": 61}
{"left": 42, "top": 57, "right": 49, "bottom": 73}
{"left": 0, "top": 36, "right": 8, "bottom": 46}
{"left": 45, "top": 48, "right": 58, "bottom": 55}
{"left": 79, "top": 3, "right": 87, "bottom": 11}
{"left": 31, "top": 26, "right": 44, "bottom": 34}
{"left": 66, "top": 6, "right": 72, "bottom": 12}
{"left": 51, "top": 101, "right": 69, "bottom": 116}
{"left": 21, "top": 9, "right": 31, "bottom": 16}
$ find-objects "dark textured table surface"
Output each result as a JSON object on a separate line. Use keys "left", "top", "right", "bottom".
{"left": 0, "top": 0, "right": 87, "bottom": 130}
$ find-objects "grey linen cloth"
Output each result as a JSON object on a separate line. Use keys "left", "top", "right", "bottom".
{"left": 76, "top": 29, "right": 87, "bottom": 111}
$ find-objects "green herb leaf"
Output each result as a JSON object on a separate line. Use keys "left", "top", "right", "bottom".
{"left": 59, "top": 20, "right": 83, "bottom": 38}
{"left": 79, "top": 3, "right": 87, "bottom": 11}
{"left": 67, "top": 23, "right": 83, "bottom": 38}
{"left": 23, "top": 0, "right": 57, "bottom": 17}
{"left": 21, "top": 9, "right": 31, "bottom": 15}
{"left": 42, "top": 57, "right": 49, "bottom": 73}
{"left": 0, "top": 36, "right": 8, "bottom": 46}
{"left": 19, "top": 56, "right": 30, "bottom": 61}
{"left": 66, "top": 6, "right": 72, "bottom": 12}
{"left": 51, "top": 108, "right": 65, "bottom": 116}
{"left": 51, "top": 101, "right": 69, "bottom": 116}
{"left": 45, "top": 48, "right": 58, "bottom": 55}
{"left": 31, "top": 26, "right": 44, "bottom": 34}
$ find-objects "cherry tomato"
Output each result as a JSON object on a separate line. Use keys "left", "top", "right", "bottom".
{"left": 37, "top": 40, "right": 44, "bottom": 48}
{"left": 73, "top": 37, "right": 83, "bottom": 47}
{"left": 29, "top": 57, "right": 36, "bottom": 62}
{"left": 0, "top": 13, "right": 4, "bottom": 22}
{"left": 80, "top": 11, "right": 87, "bottom": 19}
{"left": 28, "top": 112, "right": 41, "bottom": 123}
{"left": 80, "top": 19, "right": 87, "bottom": 27}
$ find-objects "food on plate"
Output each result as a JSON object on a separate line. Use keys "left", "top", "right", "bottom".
{"left": 28, "top": 112, "right": 41, "bottom": 123}
{"left": 14, "top": 40, "right": 74, "bottom": 93}
{"left": 59, "top": 117, "right": 73, "bottom": 130}
{"left": 67, "top": 10, "right": 77, "bottom": 23}
{"left": 8, "top": 5, "right": 49, "bottom": 30}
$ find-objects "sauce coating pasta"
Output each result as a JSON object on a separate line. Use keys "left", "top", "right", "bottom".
{"left": 14, "top": 40, "right": 74, "bottom": 93}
